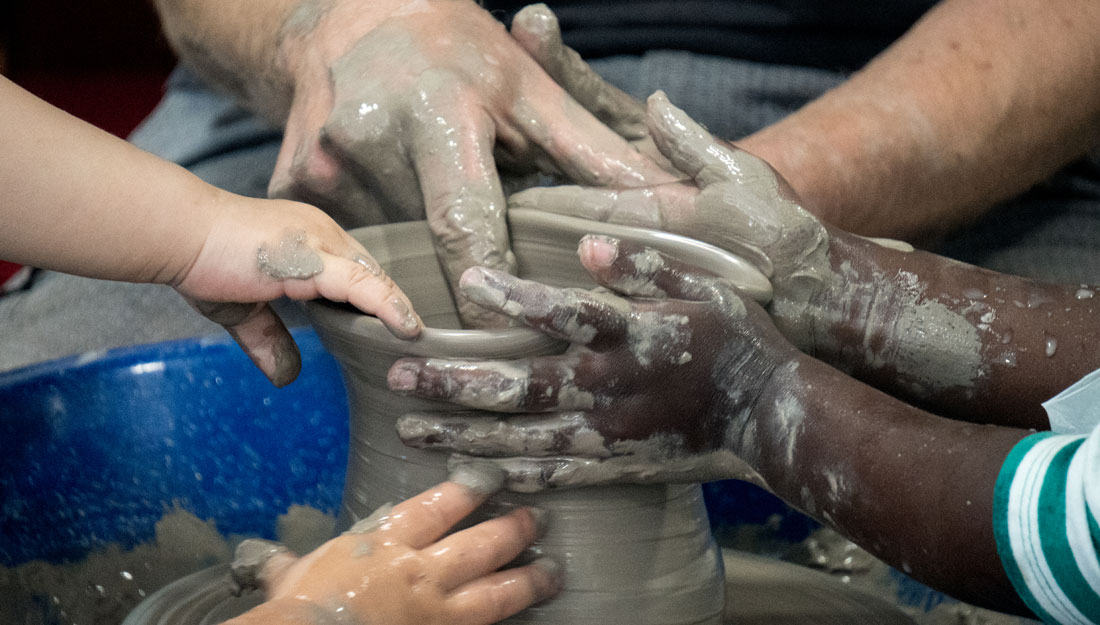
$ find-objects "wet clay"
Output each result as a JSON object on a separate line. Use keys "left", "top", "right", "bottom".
{"left": 256, "top": 230, "right": 324, "bottom": 280}
{"left": 304, "top": 215, "right": 739, "bottom": 624}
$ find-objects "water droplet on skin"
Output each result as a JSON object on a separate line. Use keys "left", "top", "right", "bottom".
{"left": 1077, "top": 289, "right": 1094, "bottom": 300}
{"left": 962, "top": 288, "right": 986, "bottom": 300}
{"left": 1001, "top": 329, "right": 1013, "bottom": 344}
{"left": 1046, "top": 336, "right": 1058, "bottom": 358}
{"left": 1000, "top": 352, "right": 1017, "bottom": 367}
{"left": 120, "top": 571, "right": 133, "bottom": 581}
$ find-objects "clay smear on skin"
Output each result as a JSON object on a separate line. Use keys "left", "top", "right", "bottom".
{"left": 257, "top": 230, "right": 324, "bottom": 280}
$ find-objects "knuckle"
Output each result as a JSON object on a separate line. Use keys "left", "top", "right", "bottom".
{"left": 322, "top": 102, "right": 395, "bottom": 150}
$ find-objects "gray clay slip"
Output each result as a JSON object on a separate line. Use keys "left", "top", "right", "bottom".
{"left": 257, "top": 230, "right": 324, "bottom": 281}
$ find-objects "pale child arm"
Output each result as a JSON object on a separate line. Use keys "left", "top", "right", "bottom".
{"left": 0, "top": 75, "right": 421, "bottom": 385}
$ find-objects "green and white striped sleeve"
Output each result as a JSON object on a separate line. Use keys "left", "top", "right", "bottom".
{"left": 994, "top": 426, "right": 1100, "bottom": 624}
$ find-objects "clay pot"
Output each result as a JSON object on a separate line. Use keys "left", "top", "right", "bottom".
{"left": 304, "top": 210, "right": 771, "bottom": 624}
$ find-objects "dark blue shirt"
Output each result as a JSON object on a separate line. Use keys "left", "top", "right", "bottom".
{"left": 485, "top": 0, "right": 939, "bottom": 72}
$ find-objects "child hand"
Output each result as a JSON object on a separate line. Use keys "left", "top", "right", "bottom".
{"left": 174, "top": 196, "right": 423, "bottom": 386}
{"left": 226, "top": 475, "right": 561, "bottom": 625}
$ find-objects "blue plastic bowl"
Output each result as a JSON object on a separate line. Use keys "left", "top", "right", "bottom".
{"left": 0, "top": 329, "right": 349, "bottom": 566}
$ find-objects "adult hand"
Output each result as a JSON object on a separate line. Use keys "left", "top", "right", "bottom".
{"left": 508, "top": 91, "right": 853, "bottom": 349}
{"left": 387, "top": 235, "right": 799, "bottom": 491}
{"left": 225, "top": 474, "right": 560, "bottom": 625}
{"left": 175, "top": 195, "right": 422, "bottom": 387}
{"left": 270, "top": 0, "right": 676, "bottom": 327}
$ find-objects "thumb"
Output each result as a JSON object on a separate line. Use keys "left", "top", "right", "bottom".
{"left": 511, "top": 3, "right": 647, "bottom": 141}
{"left": 229, "top": 539, "right": 297, "bottom": 597}
{"left": 645, "top": 91, "right": 775, "bottom": 188}
{"left": 184, "top": 298, "right": 301, "bottom": 387}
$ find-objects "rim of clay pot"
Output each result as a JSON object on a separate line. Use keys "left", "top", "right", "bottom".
{"left": 304, "top": 209, "right": 770, "bottom": 358}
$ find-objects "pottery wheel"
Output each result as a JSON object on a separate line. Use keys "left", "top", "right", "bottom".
{"left": 122, "top": 550, "right": 916, "bottom": 625}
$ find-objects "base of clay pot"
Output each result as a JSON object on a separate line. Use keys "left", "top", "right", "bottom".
{"left": 122, "top": 550, "right": 916, "bottom": 625}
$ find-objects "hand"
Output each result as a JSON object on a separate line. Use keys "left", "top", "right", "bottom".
{"left": 509, "top": 91, "right": 847, "bottom": 349}
{"left": 174, "top": 195, "right": 422, "bottom": 387}
{"left": 269, "top": 1, "right": 676, "bottom": 327}
{"left": 225, "top": 474, "right": 561, "bottom": 625}
{"left": 386, "top": 235, "right": 799, "bottom": 491}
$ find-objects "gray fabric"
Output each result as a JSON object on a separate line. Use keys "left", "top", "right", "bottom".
{"left": 4, "top": 51, "right": 1100, "bottom": 372}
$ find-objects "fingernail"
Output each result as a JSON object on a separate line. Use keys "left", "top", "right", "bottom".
{"left": 533, "top": 557, "right": 563, "bottom": 586}
{"left": 579, "top": 234, "right": 619, "bottom": 267}
{"left": 395, "top": 414, "right": 436, "bottom": 444}
{"left": 390, "top": 297, "right": 422, "bottom": 334}
{"left": 387, "top": 362, "right": 419, "bottom": 392}
{"left": 459, "top": 266, "right": 490, "bottom": 289}
{"left": 449, "top": 461, "right": 506, "bottom": 497}
{"left": 529, "top": 507, "right": 550, "bottom": 537}
{"left": 647, "top": 90, "right": 670, "bottom": 107}
{"left": 459, "top": 268, "right": 509, "bottom": 311}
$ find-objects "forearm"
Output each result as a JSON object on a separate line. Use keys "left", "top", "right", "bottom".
{"left": 739, "top": 0, "right": 1100, "bottom": 241}
{"left": 0, "top": 75, "right": 218, "bottom": 284}
{"left": 747, "top": 353, "right": 1030, "bottom": 613}
{"left": 153, "top": 0, "right": 305, "bottom": 120}
{"left": 152, "top": 0, "right": 411, "bottom": 123}
{"left": 780, "top": 228, "right": 1100, "bottom": 429}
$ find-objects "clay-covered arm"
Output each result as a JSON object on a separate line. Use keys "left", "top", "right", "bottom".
{"left": 0, "top": 75, "right": 421, "bottom": 385}
{"left": 738, "top": 0, "right": 1100, "bottom": 240}
{"left": 387, "top": 236, "right": 1031, "bottom": 614}
{"left": 513, "top": 93, "right": 1100, "bottom": 429}
{"left": 795, "top": 227, "right": 1100, "bottom": 429}
{"left": 151, "top": 0, "right": 401, "bottom": 123}
{"left": 745, "top": 350, "right": 1030, "bottom": 614}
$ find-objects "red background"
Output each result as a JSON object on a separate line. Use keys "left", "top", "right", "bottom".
{"left": 3, "top": 0, "right": 177, "bottom": 137}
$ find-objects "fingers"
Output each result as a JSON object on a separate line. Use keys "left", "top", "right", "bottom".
{"left": 407, "top": 87, "right": 516, "bottom": 328}
{"left": 507, "top": 182, "right": 698, "bottom": 232}
{"left": 305, "top": 249, "right": 423, "bottom": 339}
{"left": 452, "top": 456, "right": 606, "bottom": 492}
{"left": 510, "top": 55, "right": 677, "bottom": 189}
{"left": 187, "top": 299, "right": 301, "bottom": 387}
{"left": 458, "top": 266, "right": 629, "bottom": 345}
{"left": 388, "top": 355, "right": 595, "bottom": 412}
{"left": 446, "top": 559, "right": 562, "bottom": 625}
{"left": 511, "top": 4, "right": 646, "bottom": 141}
{"left": 645, "top": 91, "right": 777, "bottom": 189}
{"left": 398, "top": 412, "right": 609, "bottom": 458}
{"left": 578, "top": 235, "right": 731, "bottom": 303}
{"left": 428, "top": 507, "right": 543, "bottom": 590}
{"left": 380, "top": 473, "right": 500, "bottom": 548}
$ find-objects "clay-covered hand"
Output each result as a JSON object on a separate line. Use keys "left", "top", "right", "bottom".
{"left": 174, "top": 196, "right": 422, "bottom": 387}
{"left": 224, "top": 475, "right": 560, "bottom": 625}
{"left": 387, "top": 235, "right": 800, "bottom": 491}
{"left": 271, "top": 0, "right": 675, "bottom": 327}
{"left": 510, "top": 91, "right": 854, "bottom": 349}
